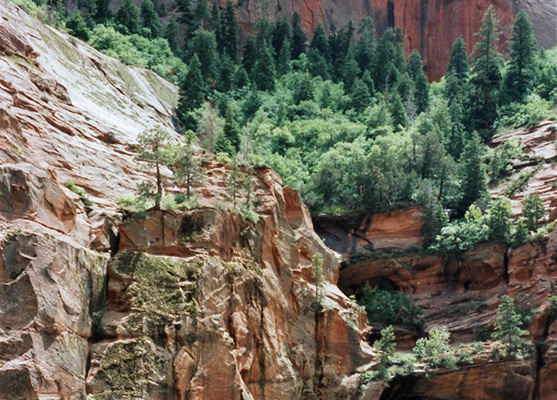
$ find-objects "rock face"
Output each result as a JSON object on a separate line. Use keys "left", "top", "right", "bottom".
{"left": 0, "top": 1, "right": 374, "bottom": 398}
{"left": 235, "top": 0, "right": 556, "bottom": 80}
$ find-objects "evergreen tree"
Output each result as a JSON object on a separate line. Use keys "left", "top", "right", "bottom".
{"left": 331, "top": 20, "right": 354, "bottom": 79}
{"left": 522, "top": 194, "right": 545, "bottom": 231}
{"left": 218, "top": 55, "right": 234, "bottom": 92}
{"left": 226, "top": 156, "right": 246, "bottom": 207}
{"left": 354, "top": 17, "right": 375, "bottom": 72}
{"left": 254, "top": 43, "right": 276, "bottom": 91}
{"left": 341, "top": 56, "right": 361, "bottom": 92}
{"left": 188, "top": 30, "right": 218, "bottom": 83}
{"left": 95, "top": 0, "right": 111, "bottom": 21}
{"left": 351, "top": 78, "right": 371, "bottom": 112}
{"left": 55, "top": 0, "right": 67, "bottom": 21}
{"left": 178, "top": 55, "right": 206, "bottom": 125}
{"left": 222, "top": 0, "right": 239, "bottom": 62}
{"left": 66, "top": 11, "right": 90, "bottom": 41}
{"left": 115, "top": 0, "right": 141, "bottom": 34}
{"left": 511, "top": 220, "right": 529, "bottom": 248}
{"left": 178, "top": 0, "right": 196, "bottom": 38}
{"left": 308, "top": 49, "right": 330, "bottom": 80}
{"left": 242, "top": 34, "right": 258, "bottom": 74}
{"left": 488, "top": 198, "right": 512, "bottom": 243}
{"left": 492, "top": 295, "right": 530, "bottom": 359}
{"left": 502, "top": 10, "right": 537, "bottom": 103}
{"left": 446, "top": 37, "right": 469, "bottom": 81}
{"left": 171, "top": 130, "right": 203, "bottom": 199}
{"left": 375, "top": 325, "right": 395, "bottom": 379}
{"left": 390, "top": 94, "right": 407, "bottom": 131}
{"left": 276, "top": 38, "right": 292, "bottom": 76}
{"left": 470, "top": 6, "right": 503, "bottom": 141}
{"left": 195, "top": 0, "right": 210, "bottom": 28}
{"left": 141, "top": 0, "right": 162, "bottom": 38}
{"left": 210, "top": 0, "right": 223, "bottom": 49}
{"left": 272, "top": 17, "right": 292, "bottom": 57}
{"left": 222, "top": 106, "right": 241, "bottom": 153}
{"left": 310, "top": 23, "right": 331, "bottom": 62}
{"left": 414, "top": 71, "right": 430, "bottom": 114}
{"left": 291, "top": 12, "right": 307, "bottom": 59}
{"left": 457, "top": 132, "right": 488, "bottom": 215}
{"left": 373, "top": 28, "right": 403, "bottom": 91}
{"left": 136, "top": 128, "right": 171, "bottom": 210}
{"left": 164, "top": 16, "right": 179, "bottom": 52}
{"left": 234, "top": 67, "right": 249, "bottom": 89}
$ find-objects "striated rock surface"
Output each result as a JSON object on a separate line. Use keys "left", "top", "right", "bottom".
{"left": 0, "top": 1, "right": 374, "bottom": 398}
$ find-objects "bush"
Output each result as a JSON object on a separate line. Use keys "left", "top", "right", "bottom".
{"left": 432, "top": 205, "right": 489, "bottom": 254}
{"left": 358, "top": 284, "right": 425, "bottom": 333}
{"left": 492, "top": 295, "right": 531, "bottom": 360}
{"left": 413, "top": 328, "right": 457, "bottom": 370}
{"left": 64, "top": 179, "right": 91, "bottom": 206}
{"left": 522, "top": 194, "right": 546, "bottom": 231}
{"left": 496, "top": 94, "right": 554, "bottom": 129}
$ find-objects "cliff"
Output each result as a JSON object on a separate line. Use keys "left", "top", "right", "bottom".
{"left": 0, "top": 1, "right": 374, "bottom": 398}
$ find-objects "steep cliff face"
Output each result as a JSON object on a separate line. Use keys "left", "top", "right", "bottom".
{"left": 0, "top": 1, "right": 374, "bottom": 398}
{"left": 235, "top": 0, "right": 556, "bottom": 80}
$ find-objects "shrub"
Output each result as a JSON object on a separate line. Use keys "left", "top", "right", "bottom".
{"left": 488, "top": 198, "right": 512, "bottom": 243}
{"left": 358, "top": 284, "right": 425, "bottom": 333}
{"left": 64, "top": 179, "right": 91, "bottom": 206}
{"left": 413, "top": 328, "right": 457, "bottom": 370}
{"left": 432, "top": 205, "right": 489, "bottom": 254}
{"left": 522, "top": 194, "right": 545, "bottom": 231}
{"left": 492, "top": 295, "right": 531, "bottom": 359}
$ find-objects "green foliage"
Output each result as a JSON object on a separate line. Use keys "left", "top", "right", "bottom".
{"left": 492, "top": 295, "right": 531, "bottom": 359}
{"left": 432, "top": 205, "right": 490, "bottom": 254}
{"left": 511, "top": 220, "right": 529, "bottom": 248}
{"left": 254, "top": 43, "right": 276, "bottom": 91}
{"left": 374, "top": 325, "right": 395, "bottom": 379}
{"left": 413, "top": 328, "right": 457, "bottom": 370}
{"left": 115, "top": 0, "right": 141, "bottom": 34}
{"left": 470, "top": 6, "right": 503, "bottom": 140}
{"left": 168, "top": 131, "right": 203, "bottom": 198}
{"left": 66, "top": 12, "right": 90, "bottom": 41}
{"left": 487, "top": 140, "right": 522, "bottom": 182}
{"left": 164, "top": 16, "right": 178, "bottom": 52}
{"left": 140, "top": 0, "right": 162, "bottom": 38}
{"left": 64, "top": 179, "right": 91, "bottom": 206}
{"left": 457, "top": 132, "right": 488, "bottom": 216}
{"left": 290, "top": 12, "right": 306, "bottom": 59}
{"left": 522, "top": 194, "right": 546, "bottom": 231}
{"left": 488, "top": 198, "right": 512, "bottom": 243}
{"left": 358, "top": 284, "right": 424, "bottom": 333}
{"left": 177, "top": 55, "right": 206, "bottom": 127}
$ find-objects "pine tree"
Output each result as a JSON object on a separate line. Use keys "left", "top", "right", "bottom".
{"left": 254, "top": 43, "right": 276, "bottom": 91}
{"left": 272, "top": 17, "right": 292, "bottom": 57}
{"left": 276, "top": 38, "right": 292, "bottom": 76}
{"left": 222, "top": 0, "right": 239, "bottom": 62}
{"left": 242, "top": 34, "right": 258, "bottom": 75}
{"left": 172, "top": 130, "right": 202, "bottom": 199}
{"left": 375, "top": 325, "right": 395, "bottom": 379}
{"left": 373, "top": 28, "right": 402, "bottom": 91}
{"left": 502, "top": 10, "right": 537, "bottom": 103}
{"left": 195, "top": 0, "right": 209, "bottom": 28}
{"left": 116, "top": 0, "right": 141, "bottom": 34}
{"left": 226, "top": 156, "right": 246, "bottom": 207}
{"left": 457, "top": 132, "right": 488, "bottom": 215}
{"left": 164, "top": 16, "right": 179, "bottom": 52}
{"left": 511, "top": 220, "right": 529, "bottom": 248}
{"left": 222, "top": 106, "right": 241, "bottom": 153}
{"left": 470, "top": 6, "right": 503, "bottom": 141}
{"left": 141, "top": 0, "right": 162, "bottom": 37}
{"left": 488, "top": 198, "right": 512, "bottom": 243}
{"left": 414, "top": 71, "right": 430, "bottom": 114}
{"left": 188, "top": 30, "right": 218, "bottom": 83}
{"left": 218, "top": 55, "right": 234, "bottom": 92}
{"left": 492, "top": 295, "right": 530, "bottom": 359}
{"left": 390, "top": 94, "right": 407, "bottom": 131}
{"left": 341, "top": 56, "right": 361, "bottom": 92}
{"left": 136, "top": 128, "right": 171, "bottom": 210}
{"left": 354, "top": 17, "right": 375, "bottom": 72}
{"left": 308, "top": 49, "right": 330, "bottom": 80}
{"left": 310, "top": 23, "right": 331, "bottom": 62}
{"left": 210, "top": 0, "right": 223, "bottom": 49}
{"left": 177, "top": 0, "right": 196, "bottom": 38}
{"left": 446, "top": 37, "right": 469, "bottom": 81}
{"left": 351, "top": 78, "right": 371, "bottom": 112}
{"left": 95, "top": 0, "right": 111, "bottom": 21}
{"left": 178, "top": 55, "right": 207, "bottom": 125}
{"left": 55, "top": 0, "right": 67, "bottom": 21}
{"left": 66, "top": 12, "right": 90, "bottom": 41}
{"left": 522, "top": 194, "right": 545, "bottom": 231}
{"left": 291, "top": 12, "right": 307, "bottom": 59}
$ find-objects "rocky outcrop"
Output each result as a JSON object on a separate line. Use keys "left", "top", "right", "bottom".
{"left": 0, "top": 1, "right": 374, "bottom": 398}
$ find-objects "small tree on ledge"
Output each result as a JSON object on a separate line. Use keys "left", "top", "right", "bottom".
{"left": 136, "top": 128, "right": 170, "bottom": 209}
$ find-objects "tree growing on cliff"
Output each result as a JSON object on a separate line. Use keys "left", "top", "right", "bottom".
{"left": 136, "top": 128, "right": 171, "bottom": 209}
{"left": 171, "top": 130, "right": 203, "bottom": 199}
{"left": 488, "top": 197, "right": 512, "bottom": 243}
{"left": 522, "top": 194, "right": 545, "bottom": 231}
{"left": 226, "top": 156, "right": 246, "bottom": 208}
{"left": 457, "top": 132, "right": 488, "bottom": 216}
{"left": 375, "top": 325, "right": 396, "bottom": 379}
{"left": 470, "top": 6, "right": 503, "bottom": 141}
{"left": 502, "top": 11, "right": 537, "bottom": 104}
{"left": 492, "top": 295, "right": 530, "bottom": 359}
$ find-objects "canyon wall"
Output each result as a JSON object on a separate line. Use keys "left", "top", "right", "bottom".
{"left": 0, "top": 1, "right": 374, "bottom": 398}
